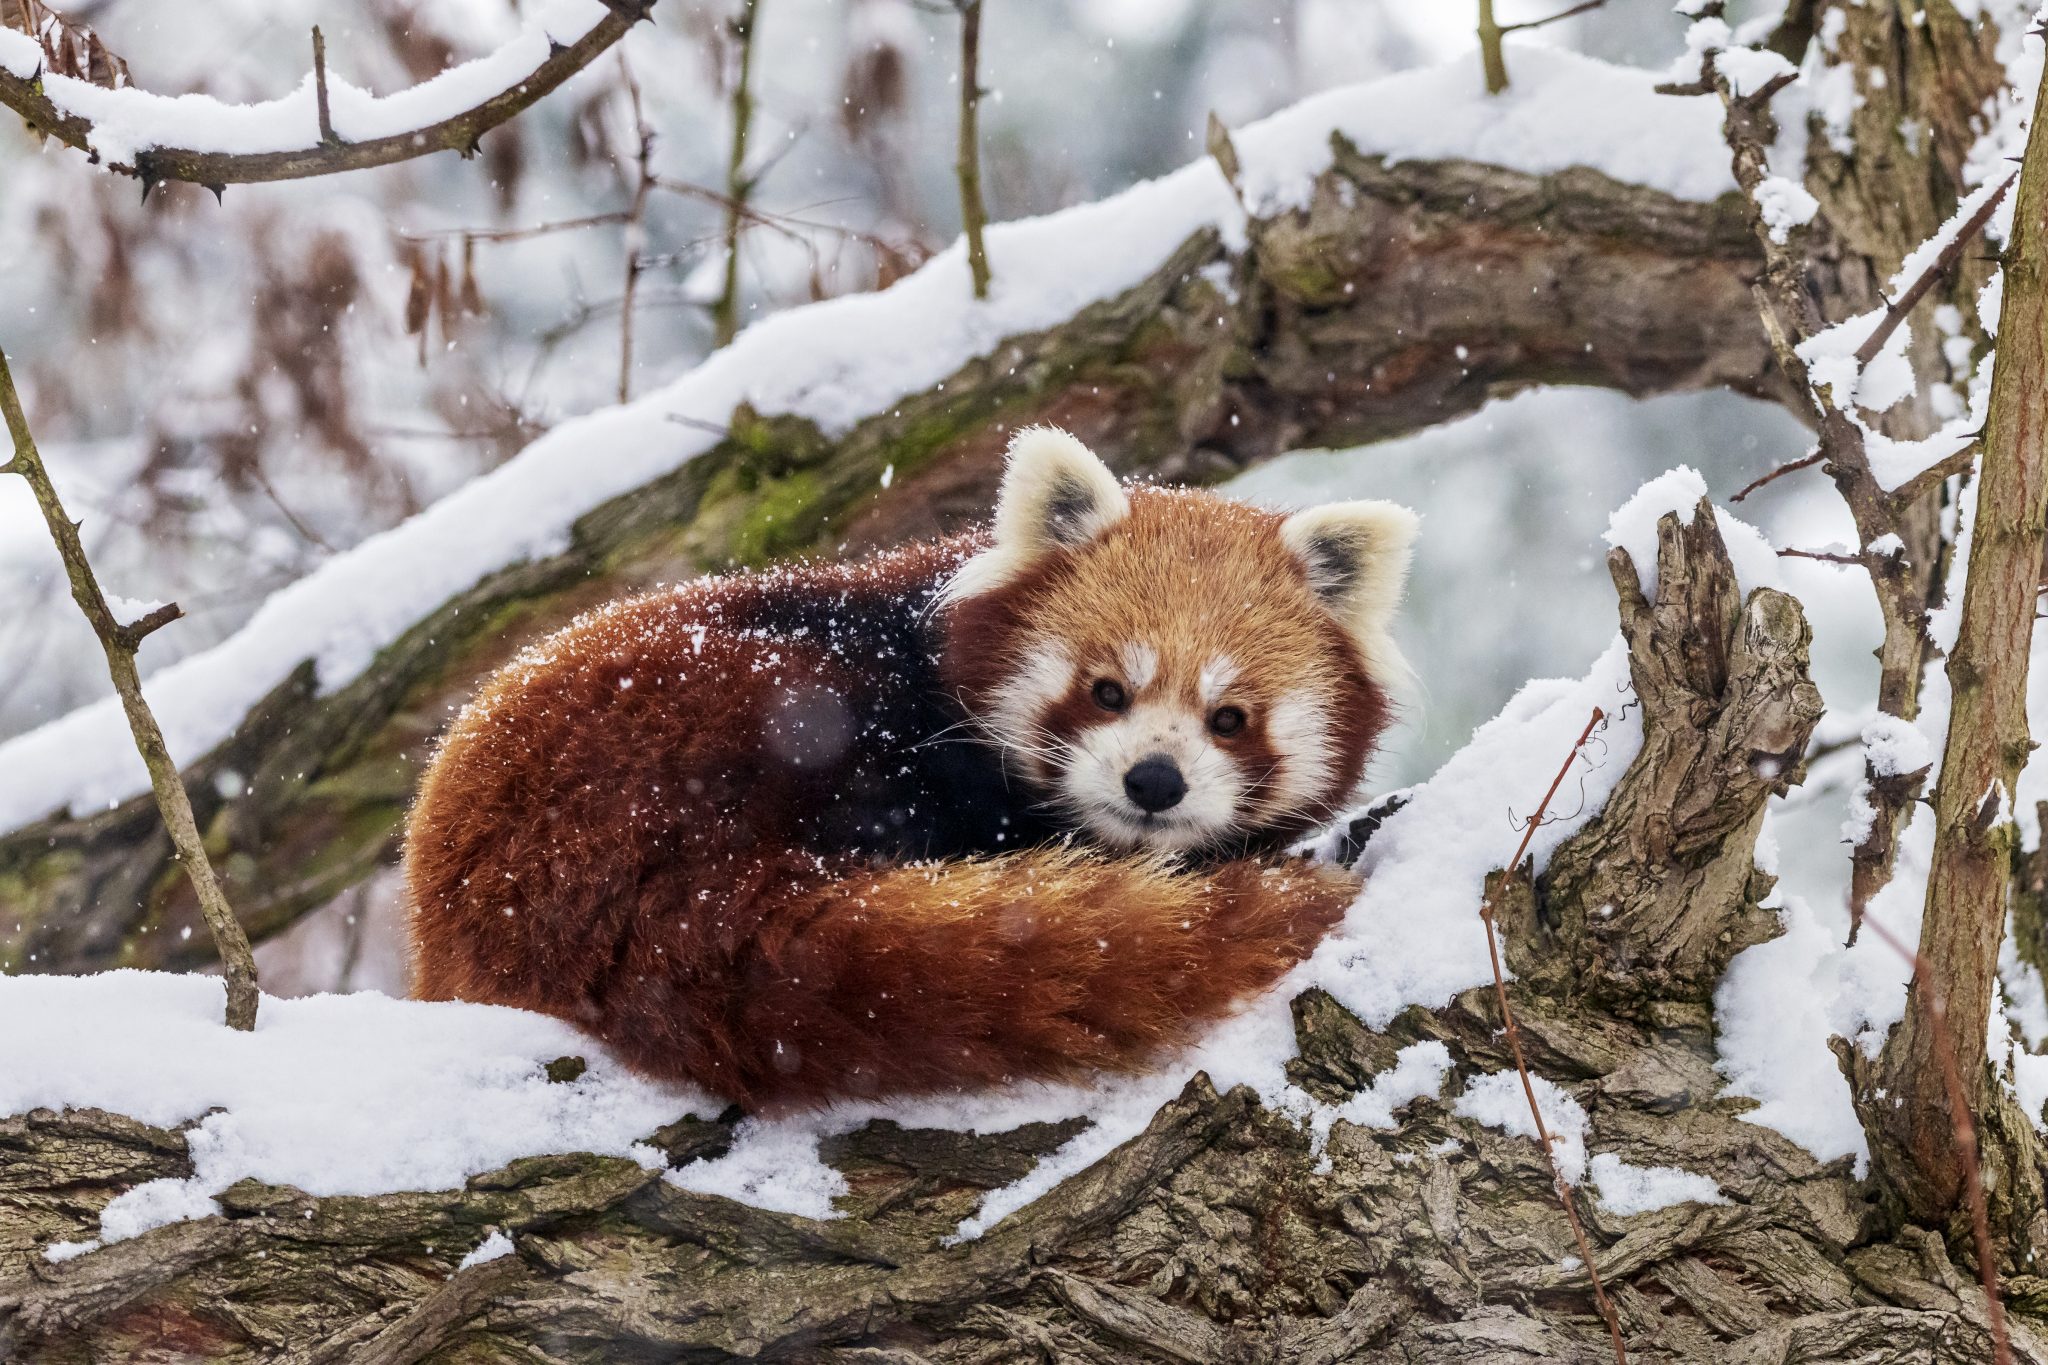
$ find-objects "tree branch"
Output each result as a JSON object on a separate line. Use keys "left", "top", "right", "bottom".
{"left": 711, "top": 0, "right": 762, "bottom": 346}
{"left": 0, "top": 146, "right": 1776, "bottom": 974}
{"left": 954, "top": 0, "right": 991, "bottom": 299}
{"left": 0, "top": 2, "right": 655, "bottom": 187}
{"left": 0, "top": 347, "right": 260, "bottom": 1030}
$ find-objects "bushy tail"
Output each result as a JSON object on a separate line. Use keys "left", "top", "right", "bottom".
{"left": 597, "top": 850, "right": 1358, "bottom": 1110}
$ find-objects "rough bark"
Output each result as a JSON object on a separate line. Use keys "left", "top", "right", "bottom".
{"left": 7, "top": 506, "right": 2043, "bottom": 1363}
{"left": 1848, "top": 49, "right": 2048, "bottom": 1241}
{"left": 1506, "top": 501, "right": 1825, "bottom": 1014}
{"left": 0, "top": 145, "right": 1776, "bottom": 976}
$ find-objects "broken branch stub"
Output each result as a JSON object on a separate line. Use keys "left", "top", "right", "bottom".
{"left": 1505, "top": 499, "right": 1824, "bottom": 1013}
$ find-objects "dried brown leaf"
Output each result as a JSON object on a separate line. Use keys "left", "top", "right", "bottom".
{"left": 0, "top": 0, "right": 131, "bottom": 89}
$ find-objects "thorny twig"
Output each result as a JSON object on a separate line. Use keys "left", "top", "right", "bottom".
{"left": 1480, "top": 705, "right": 1626, "bottom": 1365}
{"left": 0, "top": 346, "right": 261, "bottom": 1030}
{"left": 1855, "top": 911, "right": 2012, "bottom": 1365}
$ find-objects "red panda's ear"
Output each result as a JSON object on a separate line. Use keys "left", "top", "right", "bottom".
{"left": 1280, "top": 500, "right": 1420, "bottom": 685}
{"left": 944, "top": 428, "right": 1128, "bottom": 601}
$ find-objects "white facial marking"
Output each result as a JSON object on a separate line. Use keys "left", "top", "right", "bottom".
{"left": 1264, "top": 689, "right": 1337, "bottom": 816}
{"left": 1198, "top": 656, "right": 1239, "bottom": 707}
{"left": 1059, "top": 699, "right": 1246, "bottom": 853}
{"left": 983, "top": 645, "right": 1073, "bottom": 778}
{"left": 1119, "top": 642, "right": 1159, "bottom": 691}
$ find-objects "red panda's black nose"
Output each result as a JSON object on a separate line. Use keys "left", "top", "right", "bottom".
{"left": 1123, "top": 757, "right": 1186, "bottom": 814}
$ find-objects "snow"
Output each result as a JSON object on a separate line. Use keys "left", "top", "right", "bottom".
{"left": 0, "top": 47, "right": 1735, "bottom": 834}
{"left": 1602, "top": 466, "right": 1783, "bottom": 597}
{"left": 0, "top": 1, "right": 612, "bottom": 167}
{"left": 0, "top": 971, "right": 699, "bottom": 1248}
{"left": 1717, "top": 47, "right": 1797, "bottom": 100}
{"left": 1454, "top": 1070, "right": 1588, "bottom": 1184}
{"left": 458, "top": 1229, "right": 515, "bottom": 1270}
{"left": 1588, "top": 1153, "right": 1726, "bottom": 1215}
{"left": 1754, "top": 176, "right": 1820, "bottom": 244}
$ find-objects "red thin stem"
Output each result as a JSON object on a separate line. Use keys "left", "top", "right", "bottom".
{"left": 1479, "top": 706, "right": 1626, "bottom": 1365}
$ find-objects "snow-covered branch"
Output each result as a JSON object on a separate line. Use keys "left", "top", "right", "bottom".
{"left": 0, "top": 50, "right": 1774, "bottom": 973}
{"left": 0, "top": 0, "right": 650, "bottom": 188}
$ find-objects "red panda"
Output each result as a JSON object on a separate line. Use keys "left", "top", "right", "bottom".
{"left": 404, "top": 428, "right": 1417, "bottom": 1110}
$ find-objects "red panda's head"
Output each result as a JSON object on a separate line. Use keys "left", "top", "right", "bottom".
{"left": 940, "top": 427, "right": 1417, "bottom": 855}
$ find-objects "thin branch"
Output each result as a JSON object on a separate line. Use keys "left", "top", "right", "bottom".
{"left": 1776, "top": 546, "right": 1866, "bottom": 566}
{"left": 1854, "top": 172, "right": 2017, "bottom": 368}
{"left": 1476, "top": 0, "right": 1509, "bottom": 95}
{"left": 1857, "top": 912, "right": 2012, "bottom": 1365}
{"left": 311, "top": 25, "right": 336, "bottom": 146}
{"left": 1730, "top": 447, "right": 1825, "bottom": 501}
{"left": 0, "top": 2, "right": 657, "bottom": 187}
{"left": 0, "top": 344, "right": 260, "bottom": 1030}
{"left": 954, "top": 0, "right": 992, "bottom": 299}
{"left": 398, "top": 212, "right": 633, "bottom": 245}
{"left": 1481, "top": 706, "right": 1626, "bottom": 1365}
{"left": 618, "top": 52, "right": 655, "bottom": 404}
{"left": 712, "top": 0, "right": 763, "bottom": 346}
{"left": 1500, "top": 0, "right": 1607, "bottom": 34}
{"left": 1886, "top": 442, "right": 1980, "bottom": 509}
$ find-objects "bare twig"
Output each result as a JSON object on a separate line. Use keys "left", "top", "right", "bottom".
{"left": 1776, "top": 546, "right": 1866, "bottom": 566}
{"left": 712, "top": 0, "right": 763, "bottom": 346}
{"left": 1857, "top": 912, "right": 2012, "bottom": 1365}
{"left": 1887, "top": 442, "right": 1980, "bottom": 509}
{"left": 311, "top": 26, "right": 336, "bottom": 146}
{"left": 1480, "top": 706, "right": 1625, "bottom": 1365}
{"left": 0, "top": 2, "right": 657, "bottom": 187}
{"left": 1476, "top": 0, "right": 1509, "bottom": 95}
{"left": 1500, "top": 0, "right": 1607, "bottom": 34}
{"left": 954, "top": 0, "right": 992, "bottom": 298}
{"left": 1854, "top": 172, "right": 2017, "bottom": 369}
{"left": 1730, "top": 447, "right": 1825, "bottom": 501}
{"left": 618, "top": 53, "right": 655, "bottom": 403}
{"left": 0, "top": 345, "right": 260, "bottom": 1030}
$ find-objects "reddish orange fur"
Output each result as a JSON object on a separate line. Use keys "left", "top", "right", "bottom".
{"left": 407, "top": 494, "right": 1382, "bottom": 1111}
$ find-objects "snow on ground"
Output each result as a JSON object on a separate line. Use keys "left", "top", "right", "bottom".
{"left": 0, "top": 43, "right": 1735, "bottom": 835}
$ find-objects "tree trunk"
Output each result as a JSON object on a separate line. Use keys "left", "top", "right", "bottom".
{"left": 1851, "top": 51, "right": 2048, "bottom": 1245}
{"left": 0, "top": 147, "right": 1775, "bottom": 977}
{"left": 14, "top": 494, "right": 2038, "bottom": 1365}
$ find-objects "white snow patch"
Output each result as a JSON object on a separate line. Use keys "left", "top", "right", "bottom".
{"left": 1455, "top": 1070, "right": 1588, "bottom": 1184}
{"left": 1755, "top": 176, "right": 1819, "bottom": 243}
{"left": 1588, "top": 1152, "right": 1727, "bottom": 1215}
{"left": 1603, "top": 467, "right": 1782, "bottom": 597}
{"left": 459, "top": 1230, "right": 514, "bottom": 1270}
{"left": 0, "top": 972, "right": 701, "bottom": 1247}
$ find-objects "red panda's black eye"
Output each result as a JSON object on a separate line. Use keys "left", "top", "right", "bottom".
{"left": 1209, "top": 706, "right": 1247, "bottom": 737}
{"left": 1092, "top": 679, "right": 1127, "bottom": 712}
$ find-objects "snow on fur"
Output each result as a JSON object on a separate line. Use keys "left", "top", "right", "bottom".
{"left": 0, "top": 45, "right": 1733, "bottom": 835}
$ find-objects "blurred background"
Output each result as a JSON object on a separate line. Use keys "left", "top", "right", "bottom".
{"left": 0, "top": 0, "right": 1844, "bottom": 996}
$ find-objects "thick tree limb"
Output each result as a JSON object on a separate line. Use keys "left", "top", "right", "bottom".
{"left": 0, "top": 2, "right": 653, "bottom": 188}
{"left": 0, "top": 144, "right": 1776, "bottom": 976}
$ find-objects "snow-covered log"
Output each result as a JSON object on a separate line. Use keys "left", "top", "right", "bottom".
{"left": 3, "top": 503, "right": 2035, "bottom": 1364}
{"left": 0, "top": 53, "right": 1777, "bottom": 975}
